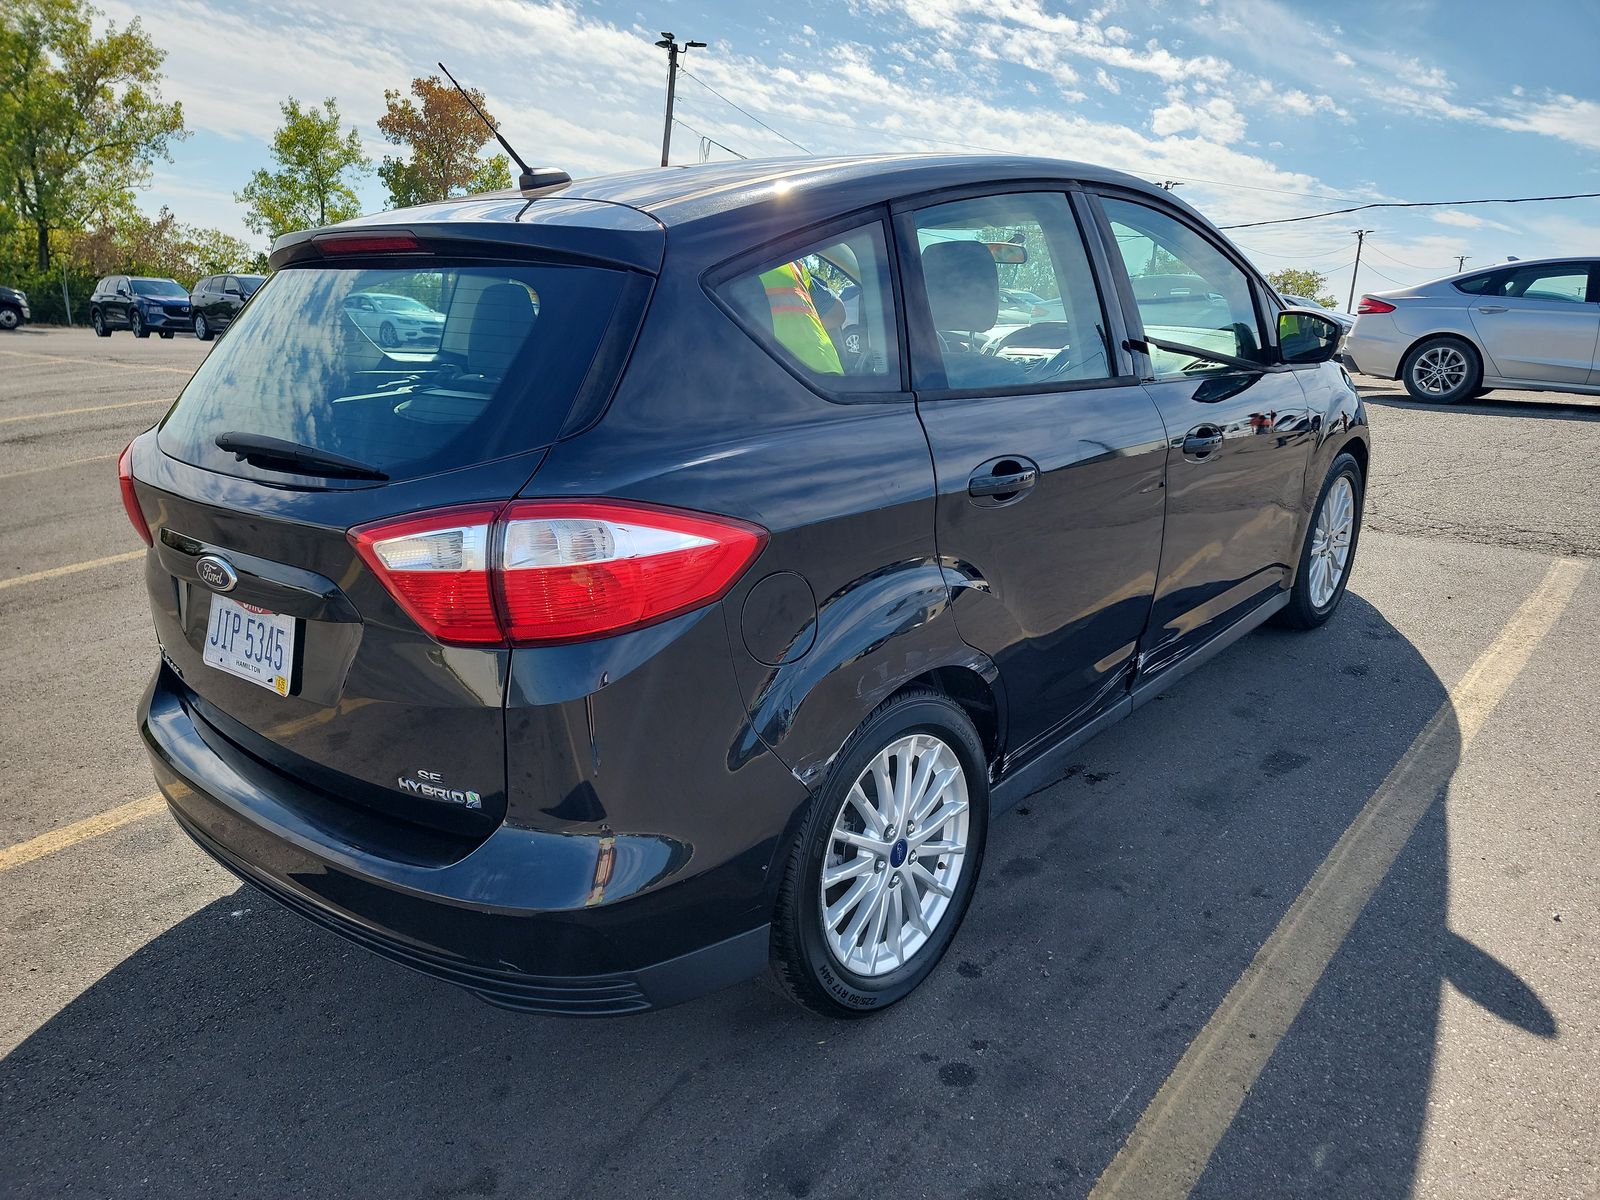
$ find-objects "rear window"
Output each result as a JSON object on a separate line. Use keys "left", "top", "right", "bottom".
{"left": 159, "top": 262, "right": 630, "bottom": 482}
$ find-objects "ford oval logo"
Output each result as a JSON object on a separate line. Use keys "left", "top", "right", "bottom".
{"left": 195, "top": 554, "right": 238, "bottom": 593}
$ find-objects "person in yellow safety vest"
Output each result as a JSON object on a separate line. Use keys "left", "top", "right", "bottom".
{"left": 760, "top": 260, "right": 844, "bottom": 375}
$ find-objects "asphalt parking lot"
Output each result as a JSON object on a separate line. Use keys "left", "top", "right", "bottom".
{"left": 2, "top": 326, "right": 1596, "bottom": 1199}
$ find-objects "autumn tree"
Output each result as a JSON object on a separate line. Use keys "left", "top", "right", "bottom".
{"left": 377, "top": 75, "right": 513, "bottom": 209}
{"left": 236, "top": 97, "right": 370, "bottom": 240}
{"left": 0, "top": 0, "right": 186, "bottom": 269}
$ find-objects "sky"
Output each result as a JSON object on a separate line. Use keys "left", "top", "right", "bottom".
{"left": 107, "top": 0, "right": 1600, "bottom": 306}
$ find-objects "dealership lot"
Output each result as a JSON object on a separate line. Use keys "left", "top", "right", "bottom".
{"left": 2, "top": 327, "right": 1596, "bottom": 1198}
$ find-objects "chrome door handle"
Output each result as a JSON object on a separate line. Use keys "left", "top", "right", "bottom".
{"left": 1476, "top": 305, "right": 1508, "bottom": 313}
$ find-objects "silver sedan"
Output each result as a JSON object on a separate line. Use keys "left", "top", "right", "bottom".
{"left": 1342, "top": 256, "right": 1600, "bottom": 402}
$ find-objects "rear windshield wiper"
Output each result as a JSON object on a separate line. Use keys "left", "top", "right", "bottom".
{"left": 215, "top": 432, "right": 388, "bottom": 481}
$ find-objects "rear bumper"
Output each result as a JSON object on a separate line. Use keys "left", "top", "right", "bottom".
{"left": 1342, "top": 316, "right": 1407, "bottom": 379}
{"left": 140, "top": 665, "right": 771, "bottom": 1015}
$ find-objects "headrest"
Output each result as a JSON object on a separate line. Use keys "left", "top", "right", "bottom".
{"left": 468, "top": 283, "right": 533, "bottom": 376}
{"left": 921, "top": 241, "right": 999, "bottom": 332}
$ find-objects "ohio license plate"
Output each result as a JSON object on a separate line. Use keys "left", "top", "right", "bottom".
{"left": 203, "top": 595, "right": 294, "bottom": 696}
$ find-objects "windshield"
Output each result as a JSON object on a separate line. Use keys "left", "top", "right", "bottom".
{"left": 131, "top": 278, "right": 187, "bottom": 297}
{"left": 239, "top": 275, "right": 265, "bottom": 295}
{"left": 159, "top": 261, "right": 630, "bottom": 483}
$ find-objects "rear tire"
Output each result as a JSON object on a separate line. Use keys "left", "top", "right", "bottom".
{"left": 1401, "top": 335, "right": 1479, "bottom": 403}
{"left": 1276, "top": 451, "right": 1364, "bottom": 630}
{"left": 92, "top": 309, "right": 110, "bottom": 337}
{"left": 770, "top": 688, "right": 989, "bottom": 1018}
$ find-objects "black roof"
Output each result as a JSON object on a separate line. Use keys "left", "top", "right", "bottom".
{"left": 278, "top": 154, "right": 1189, "bottom": 272}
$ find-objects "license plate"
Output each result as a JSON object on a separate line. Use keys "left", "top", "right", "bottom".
{"left": 203, "top": 595, "right": 294, "bottom": 696}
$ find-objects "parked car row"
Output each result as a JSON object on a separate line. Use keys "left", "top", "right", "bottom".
{"left": 88, "top": 273, "right": 265, "bottom": 340}
{"left": 1344, "top": 257, "right": 1600, "bottom": 402}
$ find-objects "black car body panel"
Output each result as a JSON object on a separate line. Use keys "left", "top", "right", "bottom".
{"left": 0, "top": 284, "right": 28, "bottom": 328}
{"left": 132, "top": 154, "right": 1369, "bottom": 1013}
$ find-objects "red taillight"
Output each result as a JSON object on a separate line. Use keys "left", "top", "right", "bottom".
{"left": 348, "top": 500, "right": 768, "bottom": 647}
{"left": 349, "top": 505, "right": 503, "bottom": 645}
{"left": 314, "top": 232, "right": 425, "bottom": 256}
{"left": 1356, "top": 296, "right": 1396, "bottom": 315}
{"left": 118, "top": 440, "right": 152, "bottom": 546}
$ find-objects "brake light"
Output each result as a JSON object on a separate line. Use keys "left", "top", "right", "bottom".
{"left": 1356, "top": 296, "right": 1396, "bottom": 315}
{"left": 349, "top": 500, "right": 767, "bottom": 647}
{"left": 118, "top": 440, "right": 152, "bottom": 546}
{"left": 314, "top": 232, "right": 425, "bottom": 256}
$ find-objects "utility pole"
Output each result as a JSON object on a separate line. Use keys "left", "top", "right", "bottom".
{"left": 1455, "top": 255, "right": 1469, "bottom": 273}
{"left": 1347, "top": 229, "right": 1374, "bottom": 311}
{"left": 655, "top": 32, "right": 706, "bottom": 167}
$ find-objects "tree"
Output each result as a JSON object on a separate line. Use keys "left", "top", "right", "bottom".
{"left": 1266, "top": 268, "right": 1339, "bottom": 309}
{"left": 236, "top": 97, "right": 370, "bottom": 240}
{"left": 376, "top": 75, "right": 513, "bottom": 208}
{"left": 0, "top": 0, "right": 186, "bottom": 269}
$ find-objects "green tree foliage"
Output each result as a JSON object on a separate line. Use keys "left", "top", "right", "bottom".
{"left": 0, "top": 206, "right": 262, "bottom": 323}
{"left": 1266, "top": 267, "right": 1339, "bottom": 308}
{"left": 0, "top": 0, "right": 187, "bottom": 269}
{"left": 377, "top": 75, "right": 513, "bottom": 209}
{"left": 236, "top": 97, "right": 370, "bottom": 240}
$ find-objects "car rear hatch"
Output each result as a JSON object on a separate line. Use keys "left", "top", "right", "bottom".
{"left": 129, "top": 213, "right": 659, "bottom": 850}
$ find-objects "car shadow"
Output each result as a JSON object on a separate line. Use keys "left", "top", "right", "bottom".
{"left": 1357, "top": 388, "right": 1600, "bottom": 422}
{"left": 0, "top": 594, "right": 1553, "bottom": 1199}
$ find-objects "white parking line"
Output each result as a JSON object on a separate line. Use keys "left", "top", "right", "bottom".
{"left": 0, "top": 398, "right": 170, "bottom": 424}
{"left": 0, "top": 550, "right": 144, "bottom": 592}
{"left": 0, "top": 453, "right": 116, "bottom": 481}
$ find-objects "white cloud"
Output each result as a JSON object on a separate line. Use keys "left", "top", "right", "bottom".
{"left": 1151, "top": 93, "right": 1248, "bottom": 144}
{"left": 1491, "top": 95, "right": 1600, "bottom": 151}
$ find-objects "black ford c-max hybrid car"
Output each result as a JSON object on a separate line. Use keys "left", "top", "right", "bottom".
{"left": 126, "top": 155, "right": 1366, "bottom": 1017}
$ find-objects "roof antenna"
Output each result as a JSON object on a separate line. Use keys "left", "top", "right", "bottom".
{"left": 436, "top": 62, "right": 567, "bottom": 192}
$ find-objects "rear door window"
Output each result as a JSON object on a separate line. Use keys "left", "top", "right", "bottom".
{"left": 907, "top": 191, "right": 1113, "bottom": 390}
{"left": 713, "top": 220, "right": 900, "bottom": 392}
{"left": 159, "top": 262, "right": 633, "bottom": 482}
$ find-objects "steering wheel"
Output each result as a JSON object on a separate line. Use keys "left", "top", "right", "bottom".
{"left": 987, "top": 321, "right": 1073, "bottom": 360}
{"left": 837, "top": 322, "right": 871, "bottom": 374}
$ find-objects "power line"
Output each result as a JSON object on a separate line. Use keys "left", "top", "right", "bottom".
{"left": 1362, "top": 242, "right": 1450, "bottom": 272}
{"left": 678, "top": 68, "right": 813, "bottom": 155}
{"left": 671, "top": 117, "right": 747, "bottom": 160}
{"left": 1223, "top": 191, "right": 1600, "bottom": 230}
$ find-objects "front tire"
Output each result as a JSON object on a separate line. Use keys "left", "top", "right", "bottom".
{"left": 0, "top": 307, "right": 19, "bottom": 331}
{"left": 194, "top": 313, "right": 213, "bottom": 341}
{"left": 1277, "top": 451, "right": 1364, "bottom": 630}
{"left": 159, "top": 330, "right": 174, "bottom": 339}
{"left": 131, "top": 311, "right": 148, "bottom": 339}
{"left": 770, "top": 688, "right": 989, "bottom": 1017}
{"left": 378, "top": 320, "right": 398, "bottom": 348}
{"left": 1401, "top": 335, "right": 1480, "bottom": 403}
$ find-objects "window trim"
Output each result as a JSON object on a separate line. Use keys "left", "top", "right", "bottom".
{"left": 892, "top": 184, "right": 1128, "bottom": 399}
{"left": 1085, "top": 187, "right": 1287, "bottom": 379}
{"left": 700, "top": 205, "right": 912, "bottom": 404}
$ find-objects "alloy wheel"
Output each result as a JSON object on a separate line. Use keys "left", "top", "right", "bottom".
{"left": 818, "top": 733, "right": 971, "bottom": 977}
{"left": 1410, "top": 345, "right": 1467, "bottom": 396}
{"left": 1309, "top": 475, "right": 1355, "bottom": 608}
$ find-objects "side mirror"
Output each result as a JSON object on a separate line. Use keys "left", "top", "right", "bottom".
{"left": 225, "top": 286, "right": 242, "bottom": 296}
{"left": 1278, "top": 308, "right": 1343, "bottom": 365}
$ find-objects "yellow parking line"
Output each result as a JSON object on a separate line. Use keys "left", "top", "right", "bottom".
{"left": 0, "top": 347, "right": 194, "bottom": 375}
{"left": 1088, "top": 555, "right": 1587, "bottom": 1200}
{"left": 0, "top": 397, "right": 170, "bottom": 424}
{"left": 0, "top": 452, "right": 116, "bottom": 481}
{"left": 0, "top": 794, "right": 167, "bottom": 872}
{"left": 0, "top": 549, "right": 144, "bottom": 591}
